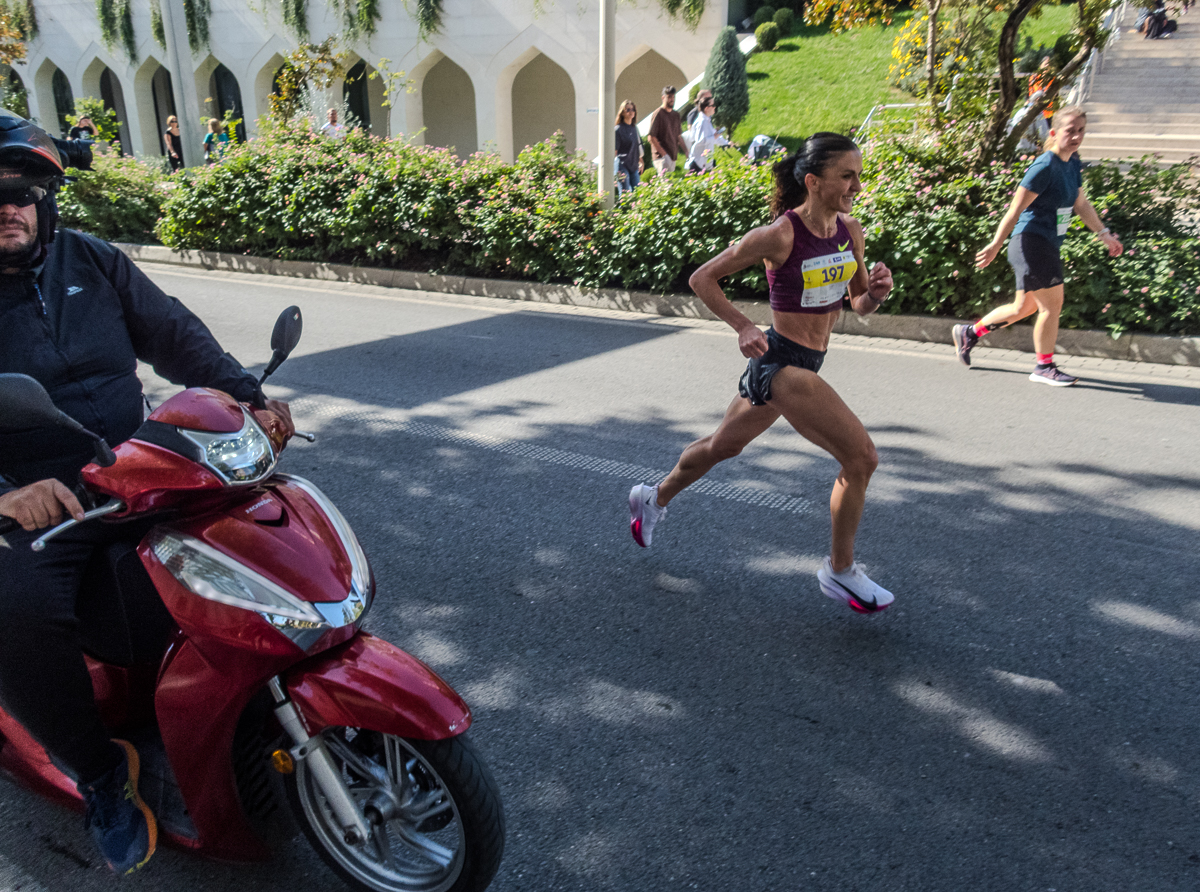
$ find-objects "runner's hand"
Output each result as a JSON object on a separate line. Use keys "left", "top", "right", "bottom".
{"left": 867, "top": 262, "right": 893, "bottom": 301}
{"left": 974, "top": 242, "right": 1002, "bottom": 269}
{"left": 1100, "top": 231, "right": 1124, "bottom": 257}
{"left": 738, "top": 325, "right": 769, "bottom": 359}
{"left": 0, "top": 479, "right": 85, "bottom": 532}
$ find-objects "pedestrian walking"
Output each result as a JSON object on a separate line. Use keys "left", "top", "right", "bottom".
{"left": 954, "top": 106, "right": 1123, "bottom": 385}
{"left": 202, "top": 118, "right": 228, "bottom": 164}
{"left": 615, "top": 99, "right": 643, "bottom": 193}
{"left": 686, "top": 96, "right": 719, "bottom": 172}
{"left": 163, "top": 115, "right": 183, "bottom": 172}
{"left": 648, "top": 86, "right": 685, "bottom": 176}
{"left": 628, "top": 132, "right": 897, "bottom": 614}
{"left": 320, "top": 108, "right": 346, "bottom": 139}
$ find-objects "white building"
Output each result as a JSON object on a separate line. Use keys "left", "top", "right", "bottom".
{"left": 14, "top": 0, "right": 733, "bottom": 162}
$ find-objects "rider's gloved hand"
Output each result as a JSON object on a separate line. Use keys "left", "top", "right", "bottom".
{"left": 0, "top": 479, "right": 85, "bottom": 531}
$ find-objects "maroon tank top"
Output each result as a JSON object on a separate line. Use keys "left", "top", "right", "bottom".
{"left": 767, "top": 210, "right": 858, "bottom": 314}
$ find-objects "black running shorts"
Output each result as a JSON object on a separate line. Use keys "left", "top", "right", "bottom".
{"left": 738, "top": 327, "right": 826, "bottom": 407}
{"left": 1008, "top": 232, "right": 1064, "bottom": 293}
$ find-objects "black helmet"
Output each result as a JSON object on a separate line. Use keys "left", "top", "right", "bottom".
{"left": 0, "top": 109, "right": 65, "bottom": 189}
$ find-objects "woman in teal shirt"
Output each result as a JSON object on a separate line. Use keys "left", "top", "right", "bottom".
{"left": 203, "top": 118, "right": 229, "bottom": 164}
{"left": 953, "top": 106, "right": 1124, "bottom": 386}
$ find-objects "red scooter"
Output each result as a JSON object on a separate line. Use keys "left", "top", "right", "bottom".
{"left": 0, "top": 308, "right": 504, "bottom": 892}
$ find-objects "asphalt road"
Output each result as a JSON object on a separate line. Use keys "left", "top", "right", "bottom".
{"left": 2, "top": 264, "right": 1199, "bottom": 892}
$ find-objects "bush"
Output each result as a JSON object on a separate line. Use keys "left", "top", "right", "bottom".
{"left": 704, "top": 26, "right": 751, "bottom": 134}
{"left": 752, "top": 4, "right": 776, "bottom": 26}
{"left": 772, "top": 7, "right": 794, "bottom": 34}
{"left": 756, "top": 21, "right": 781, "bottom": 51}
{"left": 152, "top": 120, "right": 1200, "bottom": 335}
{"left": 57, "top": 153, "right": 168, "bottom": 244}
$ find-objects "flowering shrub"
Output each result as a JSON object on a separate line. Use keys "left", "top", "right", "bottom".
{"left": 153, "top": 124, "right": 1200, "bottom": 335}
{"left": 58, "top": 151, "right": 168, "bottom": 244}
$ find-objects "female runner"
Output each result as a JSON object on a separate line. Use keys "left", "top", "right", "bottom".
{"left": 628, "top": 133, "right": 896, "bottom": 613}
{"left": 954, "top": 106, "right": 1124, "bottom": 384}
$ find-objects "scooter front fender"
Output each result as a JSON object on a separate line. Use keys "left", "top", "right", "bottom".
{"left": 285, "top": 633, "right": 472, "bottom": 740}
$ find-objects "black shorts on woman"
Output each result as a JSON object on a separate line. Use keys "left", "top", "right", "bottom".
{"left": 1007, "top": 232, "right": 1063, "bottom": 293}
{"left": 738, "top": 327, "right": 826, "bottom": 406}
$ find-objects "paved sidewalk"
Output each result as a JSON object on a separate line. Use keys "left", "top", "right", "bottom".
{"left": 120, "top": 245, "right": 1200, "bottom": 368}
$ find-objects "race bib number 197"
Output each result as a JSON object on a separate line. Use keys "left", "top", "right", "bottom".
{"left": 801, "top": 251, "right": 858, "bottom": 308}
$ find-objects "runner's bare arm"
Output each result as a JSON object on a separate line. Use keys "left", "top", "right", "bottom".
{"left": 1073, "top": 189, "right": 1124, "bottom": 257}
{"left": 688, "top": 219, "right": 794, "bottom": 358}
{"left": 843, "top": 216, "right": 892, "bottom": 315}
{"left": 976, "top": 187, "right": 1039, "bottom": 268}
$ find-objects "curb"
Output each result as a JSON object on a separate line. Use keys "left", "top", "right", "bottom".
{"left": 118, "top": 243, "right": 1200, "bottom": 368}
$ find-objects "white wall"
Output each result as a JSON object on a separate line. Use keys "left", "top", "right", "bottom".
{"left": 16, "top": 0, "right": 724, "bottom": 162}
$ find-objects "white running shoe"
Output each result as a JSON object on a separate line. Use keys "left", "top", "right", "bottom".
{"left": 817, "top": 557, "right": 895, "bottom": 614}
{"left": 629, "top": 483, "right": 667, "bottom": 547}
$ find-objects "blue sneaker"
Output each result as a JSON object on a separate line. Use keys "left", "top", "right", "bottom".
{"left": 77, "top": 739, "right": 157, "bottom": 874}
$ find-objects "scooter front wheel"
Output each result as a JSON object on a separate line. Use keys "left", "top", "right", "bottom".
{"left": 286, "top": 728, "right": 504, "bottom": 892}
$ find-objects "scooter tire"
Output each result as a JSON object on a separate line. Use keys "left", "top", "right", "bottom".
{"left": 286, "top": 728, "right": 504, "bottom": 892}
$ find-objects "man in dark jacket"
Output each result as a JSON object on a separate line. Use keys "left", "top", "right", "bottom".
{"left": 0, "top": 110, "right": 292, "bottom": 874}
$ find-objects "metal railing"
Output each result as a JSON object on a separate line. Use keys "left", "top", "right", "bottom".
{"left": 1066, "top": 0, "right": 1127, "bottom": 106}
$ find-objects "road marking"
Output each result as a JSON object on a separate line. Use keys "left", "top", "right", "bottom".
{"left": 294, "top": 398, "right": 815, "bottom": 515}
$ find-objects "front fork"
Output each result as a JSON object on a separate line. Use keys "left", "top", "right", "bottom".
{"left": 267, "top": 676, "right": 373, "bottom": 846}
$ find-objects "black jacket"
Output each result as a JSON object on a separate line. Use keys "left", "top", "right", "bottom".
{"left": 0, "top": 229, "right": 261, "bottom": 494}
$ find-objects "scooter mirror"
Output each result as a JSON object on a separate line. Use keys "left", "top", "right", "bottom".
{"left": 260, "top": 306, "right": 303, "bottom": 385}
{"left": 0, "top": 373, "right": 80, "bottom": 433}
{"left": 0, "top": 373, "right": 117, "bottom": 466}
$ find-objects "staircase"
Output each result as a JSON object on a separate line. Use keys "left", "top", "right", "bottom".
{"left": 1080, "top": 4, "right": 1200, "bottom": 164}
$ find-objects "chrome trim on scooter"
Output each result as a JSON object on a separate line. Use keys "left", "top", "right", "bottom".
{"left": 268, "top": 675, "right": 373, "bottom": 847}
{"left": 275, "top": 474, "right": 373, "bottom": 626}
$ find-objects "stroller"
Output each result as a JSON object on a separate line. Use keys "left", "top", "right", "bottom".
{"left": 746, "top": 134, "right": 787, "bottom": 164}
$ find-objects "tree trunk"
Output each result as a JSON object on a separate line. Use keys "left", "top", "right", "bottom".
{"left": 926, "top": 0, "right": 944, "bottom": 127}
{"left": 997, "top": 0, "right": 1108, "bottom": 160}
{"left": 977, "top": 0, "right": 1039, "bottom": 167}
{"left": 1000, "top": 43, "right": 1095, "bottom": 158}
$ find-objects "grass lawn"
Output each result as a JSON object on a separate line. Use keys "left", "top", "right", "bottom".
{"left": 733, "top": 4, "right": 1077, "bottom": 151}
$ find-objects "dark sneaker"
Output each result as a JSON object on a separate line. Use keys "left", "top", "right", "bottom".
{"left": 1029, "top": 364, "right": 1078, "bottom": 387}
{"left": 78, "top": 739, "right": 157, "bottom": 874}
{"left": 952, "top": 324, "right": 978, "bottom": 366}
{"left": 629, "top": 483, "right": 667, "bottom": 547}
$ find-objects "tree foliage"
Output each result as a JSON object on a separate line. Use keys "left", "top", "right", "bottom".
{"left": 0, "top": 7, "right": 27, "bottom": 66}
{"left": 703, "top": 26, "right": 750, "bottom": 134}
{"left": 267, "top": 37, "right": 349, "bottom": 124}
{"left": 0, "top": 0, "right": 35, "bottom": 40}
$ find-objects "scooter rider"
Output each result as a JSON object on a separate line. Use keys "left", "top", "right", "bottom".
{"left": 0, "top": 110, "right": 293, "bottom": 875}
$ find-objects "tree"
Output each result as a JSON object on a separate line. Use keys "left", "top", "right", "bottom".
{"left": 267, "top": 37, "right": 349, "bottom": 124}
{"left": 703, "top": 26, "right": 750, "bottom": 134}
{"left": 0, "top": 8, "right": 27, "bottom": 67}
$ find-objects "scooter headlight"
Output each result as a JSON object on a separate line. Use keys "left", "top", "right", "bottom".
{"left": 179, "top": 408, "right": 276, "bottom": 485}
{"left": 149, "top": 529, "right": 329, "bottom": 628}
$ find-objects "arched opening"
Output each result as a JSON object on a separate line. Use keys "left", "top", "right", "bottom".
{"left": 150, "top": 66, "right": 176, "bottom": 154}
{"left": 0, "top": 66, "right": 29, "bottom": 118}
{"left": 99, "top": 68, "right": 131, "bottom": 154}
{"left": 52, "top": 68, "right": 74, "bottom": 137}
{"left": 344, "top": 60, "right": 370, "bottom": 130}
{"left": 422, "top": 56, "right": 476, "bottom": 157}
{"left": 615, "top": 49, "right": 686, "bottom": 129}
{"left": 207, "top": 63, "right": 246, "bottom": 142}
{"left": 511, "top": 53, "right": 574, "bottom": 158}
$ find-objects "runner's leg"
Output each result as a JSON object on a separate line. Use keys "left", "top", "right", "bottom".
{"left": 976, "top": 289, "right": 1039, "bottom": 331}
{"left": 764, "top": 367, "right": 877, "bottom": 571}
{"left": 1027, "top": 284, "right": 1065, "bottom": 355}
{"left": 656, "top": 395, "right": 779, "bottom": 506}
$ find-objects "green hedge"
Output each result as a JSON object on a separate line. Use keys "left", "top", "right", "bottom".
{"left": 58, "top": 122, "right": 1199, "bottom": 337}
